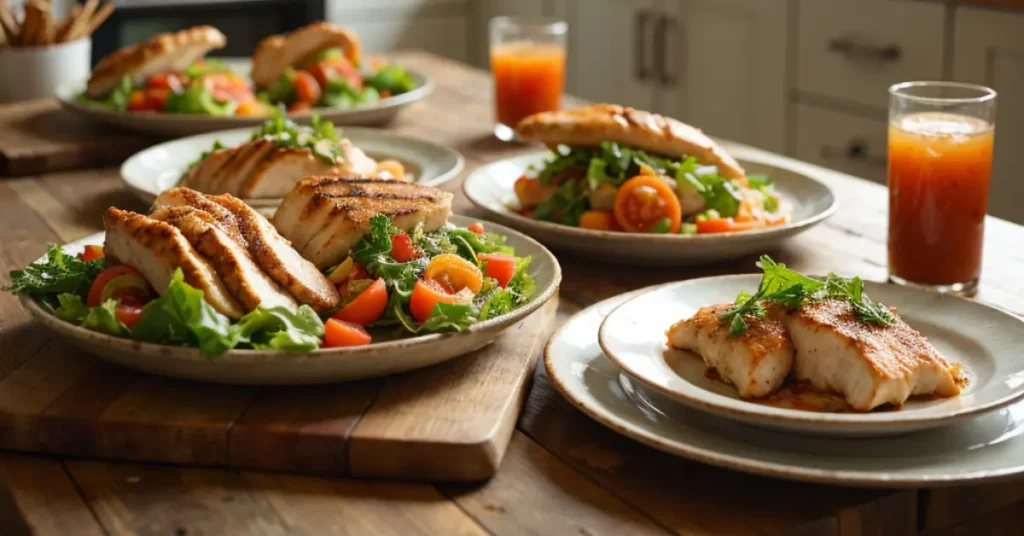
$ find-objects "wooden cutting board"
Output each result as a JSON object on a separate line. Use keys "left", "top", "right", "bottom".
{"left": 0, "top": 298, "right": 557, "bottom": 482}
{"left": 0, "top": 100, "right": 158, "bottom": 177}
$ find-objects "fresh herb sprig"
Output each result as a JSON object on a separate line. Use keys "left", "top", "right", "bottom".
{"left": 3, "top": 245, "right": 105, "bottom": 303}
{"left": 720, "top": 255, "right": 895, "bottom": 337}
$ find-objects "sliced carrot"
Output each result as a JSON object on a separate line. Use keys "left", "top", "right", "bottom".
{"left": 409, "top": 279, "right": 467, "bottom": 323}
{"left": 467, "top": 222, "right": 485, "bottom": 234}
{"left": 324, "top": 318, "right": 372, "bottom": 347}
{"left": 424, "top": 253, "right": 483, "bottom": 294}
{"left": 293, "top": 71, "right": 322, "bottom": 105}
{"left": 333, "top": 278, "right": 388, "bottom": 326}
{"left": 478, "top": 253, "right": 516, "bottom": 288}
{"left": 115, "top": 304, "right": 144, "bottom": 329}
{"left": 78, "top": 245, "right": 104, "bottom": 262}
{"left": 578, "top": 210, "right": 620, "bottom": 231}
{"left": 613, "top": 176, "right": 682, "bottom": 233}
{"left": 390, "top": 232, "right": 421, "bottom": 262}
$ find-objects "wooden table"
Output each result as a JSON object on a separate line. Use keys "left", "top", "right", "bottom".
{"left": 0, "top": 51, "right": 1021, "bottom": 536}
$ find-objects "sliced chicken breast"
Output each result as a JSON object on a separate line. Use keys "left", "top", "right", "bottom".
{"left": 238, "top": 148, "right": 342, "bottom": 199}
{"left": 102, "top": 207, "right": 244, "bottom": 319}
{"left": 211, "top": 194, "right": 340, "bottom": 314}
{"left": 151, "top": 205, "right": 297, "bottom": 312}
{"left": 153, "top": 187, "right": 246, "bottom": 246}
{"left": 181, "top": 148, "right": 235, "bottom": 195}
{"left": 782, "top": 300, "right": 961, "bottom": 411}
{"left": 668, "top": 304, "right": 794, "bottom": 398}
{"left": 272, "top": 176, "right": 453, "bottom": 269}
{"left": 200, "top": 140, "right": 277, "bottom": 196}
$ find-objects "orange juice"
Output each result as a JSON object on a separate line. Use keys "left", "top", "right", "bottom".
{"left": 491, "top": 41, "right": 565, "bottom": 127}
{"left": 888, "top": 112, "right": 994, "bottom": 286}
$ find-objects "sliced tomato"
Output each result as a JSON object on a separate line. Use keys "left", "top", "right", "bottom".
{"left": 78, "top": 245, "right": 104, "bottom": 262}
{"left": 333, "top": 278, "right": 388, "bottom": 326}
{"left": 293, "top": 71, "right": 322, "bottom": 105}
{"left": 146, "top": 73, "right": 184, "bottom": 92}
{"left": 390, "top": 232, "right": 421, "bottom": 262}
{"left": 324, "top": 318, "right": 372, "bottom": 347}
{"left": 613, "top": 175, "right": 682, "bottom": 233}
{"left": 409, "top": 279, "right": 470, "bottom": 323}
{"left": 478, "top": 253, "right": 516, "bottom": 288}
{"left": 145, "top": 88, "right": 171, "bottom": 111}
{"left": 127, "top": 90, "right": 149, "bottom": 112}
{"left": 578, "top": 210, "right": 620, "bottom": 231}
{"left": 87, "top": 265, "right": 151, "bottom": 307}
{"left": 115, "top": 304, "right": 144, "bottom": 329}
{"left": 514, "top": 176, "right": 558, "bottom": 208}
{"left": 467, "top": 222, "right": 485, "bottom": 234}
{"left": 695, "top": 217, "right": 767, "bottom": 234}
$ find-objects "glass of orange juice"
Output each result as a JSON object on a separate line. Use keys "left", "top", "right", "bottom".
{"left": 489, "top": 16, "right": 567, "bottom": 142}
{"left": 888, "top": 81, "right": 997, "bottom": 296}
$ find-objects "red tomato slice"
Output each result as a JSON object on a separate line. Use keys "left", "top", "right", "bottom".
{"left": 333, "top": 278, "right": 388, "bottom": 326}
{"left": 695, "top": 217, "right": 766, "bottom": 234}
{"left": 390, "top": 232, "right": 421, "bottom": 262}
{"left": 324, "top": 318, "right": 372, "bottom": 347}
{"left": 115, "top": 304, "right": 145, "bottom": 329}
{"left": 467, "top": 222, "right": 485, "bottom": 234}
{"left": 87, "top": 265, "right": 150, "bottom": 307}
{"left": 478, "top": 253, "right": 516, "bottom": 288}
{"left": 78, "top": 245, "right": 104, "bottom": 262}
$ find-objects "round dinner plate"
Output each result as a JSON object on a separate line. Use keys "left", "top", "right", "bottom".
{"left": 20, "top": 215, "right": 560, "bottom": 385}
{"left": 546, "top": 291, "right": 1024, "bottom": 487}
{"left": 598, "top": 275, "right": 1024, "bottom": 437}
{"left": 55, "top": 68, "right": 433, "bottom": 137}
{"left": 121, "top": 126, "right": 464, "bottom": 207}
{"left": 462, "top": 149, "right": 837, "bottom": 265}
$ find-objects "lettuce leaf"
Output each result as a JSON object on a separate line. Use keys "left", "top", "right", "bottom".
{"left": 364, "top": 64, "right": 418, "bottom": 94}
{"left": 235, "top": 305, "right": 324, "bottom": 351}
{"left": 82, "top": 299, "right": 128, "bottom": 336}
{"left": 131, "top": 269, "right": 241, "bottom": 356}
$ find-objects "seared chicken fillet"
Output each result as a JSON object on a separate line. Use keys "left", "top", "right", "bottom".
{"left": 668, "top": 304, "right": 794, "bottom": 398}
{"left": 782, "top": 300, "right": 961, "bottom": 411}
{"left": 102, "top": 207, "right": 244, "bottom": 319}
{"left": 150, "top": 205, "right": 297, "bottom": 312}
{"left": 211, "top": 194, "right": 340, "bottom": 314}
{"left": 251, "top": 22, "right": 362, "bottom": 89}
{"left": 272, "top": 176, "right": 453, "bottom": 269}
{"left": 206, "top": 140, "right": 278, "bottom": 196}
{"left": 239, "top": 148, "right": 344, "bottom": 199}
{"left": 153, "top": 187, "right": 246, "bottom": 246}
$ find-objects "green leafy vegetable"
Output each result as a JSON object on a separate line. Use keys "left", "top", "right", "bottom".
{"left": 185, "top": 59, "right": 229, "bottom": 79}
{"left": 249, "top": 111, "right": 345, "bottom": 164}
{"left": 364, "top": 64, "right": 417, "bottom": 94}
{"left": 320, "top": 79, "right": 381, "bottom": 109}
{"left": 54, "top": 293, "right": 90, "bottom": 322}
{"left": 268, "top": 69, "right": 297, "bottom": 104}
{"left": 4, "top": 245, "right": 105, "bottom": 300}
{"left": 165, "top": 86, "right": 237, "bottom": 116}
{"left": 131, "top": 269, "right": 241, "bottom": 356}
{"left": 82, "top": 299, "right": 128, "bottom": 336}
{"left": 235, "top": 305, "right": 324, "bottom": 351}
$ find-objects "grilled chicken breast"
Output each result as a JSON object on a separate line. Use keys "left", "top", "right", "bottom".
{"left": 783, "top": 300, "right": 961, "bottom": 411}
{"left": 238, "top": 148, "right": 342, "bottom": 199}
{"left": 668, "top": 304, "right": 794, "bottom": 398}
{"left": 211, "top": 194, "right": 340, "bottom": 314}
{"left": 153, "top": 187, "right": 246, "bottom": 246}
{"left": 251, "top": 22, "right": 362, "bottom": 89}
{"left": 151, "top": 205, "right": 297, "bottom": 312}
{"left": 272, "top": 176, "right": 453, "bottom": 269}
{"left": 103, "top": 207, "right": 244, "bottom": 319}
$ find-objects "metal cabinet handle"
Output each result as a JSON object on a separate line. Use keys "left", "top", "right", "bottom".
{"left": 820, "top": 138, "right": 887, "bottom": 166}
{"left": 654, "top": 15, "right": 677, "bottom": 87}
{"left": 635, "top": 11, "right": 652, "bottom": 81}
{"left": 827, "top": 36, "right": 901, "bottom": 61}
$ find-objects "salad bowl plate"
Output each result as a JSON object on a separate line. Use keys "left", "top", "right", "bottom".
{"left": 121, "top": 126, "right": 464, "bottom": 208}
{"left": 598, "top": 276, "right": 1024, "bottom": 438}
{"left": 19, "top": 215, "right": 561, "bottom": 385}
{"left": 546, "top": 291, "right": 1024, "bottom": 487}
{"left": 55, "top": 68, "right": 433, "bottom": 137}
{"left": 462, "top": 148, "right": 837, "bottom": 265}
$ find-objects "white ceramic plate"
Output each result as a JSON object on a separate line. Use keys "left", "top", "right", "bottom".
{"left": 598, "top": 276, "right": 1024, "bottom": 437}
{"left": 18, "top": 215, "right": 560, "bottom": 385}
{"left": 462, "top": 149, "right": 837, "bottom": 265}
{"left": 121, "top": 126, "right": 464, "bottom": 207}
{"left": 546, "top": 291, "right": 1024, "bottom": 487}
{"left": 55, "top": 67, "right": 433, "bottom": 137}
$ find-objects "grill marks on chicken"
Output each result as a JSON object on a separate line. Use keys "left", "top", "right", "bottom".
{"left": 273, "top": 176, "right": 453, "bottom": 269}
{"left": 668, "top": 300, "right": 962, "bottom": 411}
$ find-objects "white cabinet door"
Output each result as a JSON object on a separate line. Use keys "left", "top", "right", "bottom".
{"left": 569, "top": 0, "right": 659, "bottom": 110}
{"left": 659, "top": 0, "right": 787, "bottom": 152}
{"left": 953, "top": 8, "right": 1024, "bottom": 225}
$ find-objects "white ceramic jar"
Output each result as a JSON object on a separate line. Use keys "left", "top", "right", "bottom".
{"left": 0, "top": 36, "right": 90, "bottom": 103}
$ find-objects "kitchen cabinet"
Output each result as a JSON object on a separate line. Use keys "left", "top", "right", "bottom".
{"left": 953, "top": 7, "right": 1024, "bottom": 225}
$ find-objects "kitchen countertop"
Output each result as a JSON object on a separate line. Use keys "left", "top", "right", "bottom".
{"left": 0, "top": 51, "right": 1022, "bottom": 536}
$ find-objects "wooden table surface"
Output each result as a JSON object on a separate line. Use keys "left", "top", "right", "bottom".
{"left": 0, "top": 51, "right": 1022, "bottom": 536}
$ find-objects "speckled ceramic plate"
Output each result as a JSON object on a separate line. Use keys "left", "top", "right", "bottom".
{"left": 462, "top": 148, "right": 836, "bottom": 265}
{"left": 546, "top": 290, "right": 1024, "bottom": 487}
{"left": 18, "top": 215, "right": 560, "bottom": 385}
{"left": 55, "top": 63, "right": 433, "bottom": 137}
{"left": 598, "top": 276, "right": 1024, "bottom": 437}
{"left": 121, "top": 126, "right": 464, "bottom": 208}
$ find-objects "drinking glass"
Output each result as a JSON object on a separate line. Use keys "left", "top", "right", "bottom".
{"left": 489, "top": 16, "right": 567, "bottom": 142}
{"left": 887, "top": 81, "right": 997, "bottom": 296}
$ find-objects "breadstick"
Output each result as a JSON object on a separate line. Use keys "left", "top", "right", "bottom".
{"left": 64, "top": 0, "right": 98, "bottom": 42}
{"left": 55, "top": 3, "right": 82, "bottom": 42}
{"left": 21, "top": 2, "right": 42, "bottom": 46}
{"left": 0, "top": 0, "right": 18, "bottom": 45}
{"left": 79, "top": 1, "right": 113, "bottom": 39}
{"left": 38, "top": 2, "right": 54, "bottom": 45}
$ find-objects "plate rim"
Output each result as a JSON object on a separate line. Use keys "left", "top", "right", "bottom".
{"left": 462, "top": 149, "right": 839, "bottom": 243}
{"left": 20, "top": 214, "right": 561, "bottom": 363}
{"left": 119, "top": 125, "right": 466, "bottom": 202}
{"left": 597, "top": 276, "right": 1024, "bottom": 430}
{"left": 544, "top": 290, "right": 1024, "bottom": 487}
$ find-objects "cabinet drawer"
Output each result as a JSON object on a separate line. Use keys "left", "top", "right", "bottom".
{"left": 794, "top": 104, "right": 888, "bottom": 185}
{"left": 797, "top": 0, "right": 946, "bottom": 110}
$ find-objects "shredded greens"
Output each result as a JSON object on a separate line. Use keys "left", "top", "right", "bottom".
{"left": 248, "top": 112, "right": 344, "bottom": 164}
{"left": 719, "top": 255, "right": 896, "bottom": 337}
{"left": 3, "top": 245, "right": 105, "bottom": 305}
